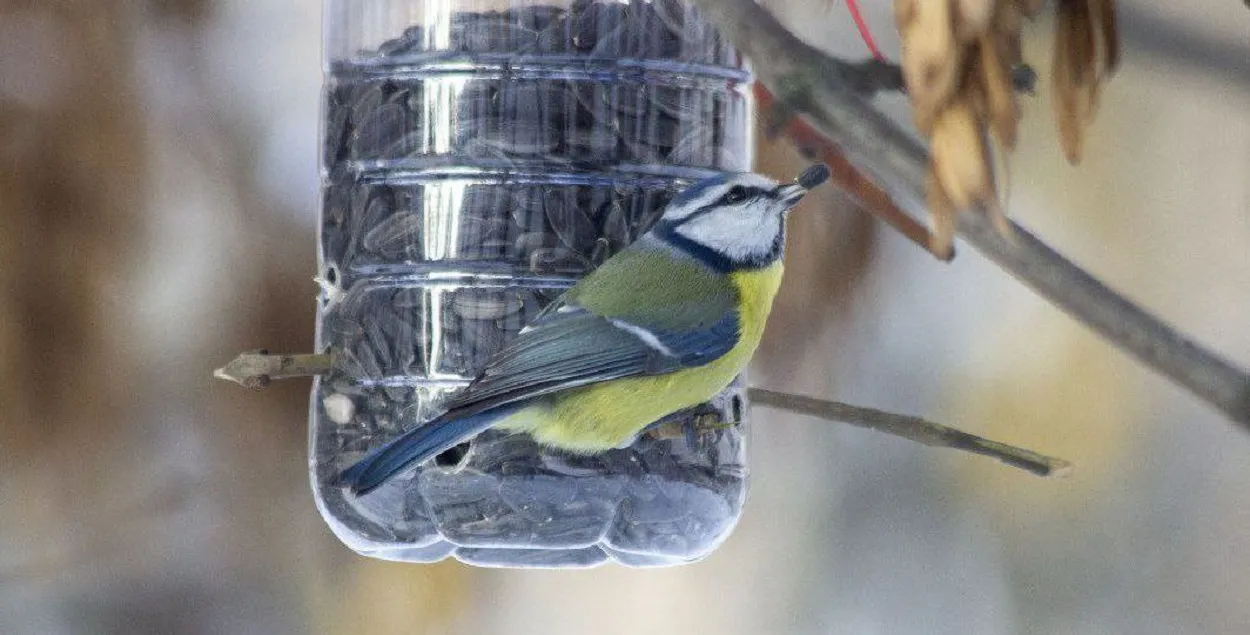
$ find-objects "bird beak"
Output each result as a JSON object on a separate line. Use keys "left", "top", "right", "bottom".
{"left": 774, "top": 163, "right": 831, "bottom": 210}
{"left": 775, "top": 183, "right": 807, "bottom": 208}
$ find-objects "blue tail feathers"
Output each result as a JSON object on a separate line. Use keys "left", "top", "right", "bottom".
{"left": 336, "top": 406, "right": 520, "bottom": 495}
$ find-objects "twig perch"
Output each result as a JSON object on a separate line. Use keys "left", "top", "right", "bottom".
{"left": 692, "top": 0, "right": 1250, "bottom": 430}
{"left": 749, "top": 388, "right": 1071, "bottom": 477}
{"left": 209, "top": 353, "right": 1068, "bottom": 477}
{"left": 214, "top": 351, "right": 334, "bottom": 389}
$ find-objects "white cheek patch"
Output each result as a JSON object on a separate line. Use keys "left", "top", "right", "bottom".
{"left": 675, "top": 203, "right": 780, "bottom": 263}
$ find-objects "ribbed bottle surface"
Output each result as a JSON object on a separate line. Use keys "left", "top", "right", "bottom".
{"left": 313, "top": 0, "right": 754, "bottom": 568}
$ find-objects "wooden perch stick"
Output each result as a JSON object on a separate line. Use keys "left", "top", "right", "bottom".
{"left": 691, "top": 0, "right": 1250, "bottom": 430}
{"left": 749, "top": 388, "right": 1072, "bottom": 477}
{"left": 209, "top": 351, "right": 1070, "bottom": 477}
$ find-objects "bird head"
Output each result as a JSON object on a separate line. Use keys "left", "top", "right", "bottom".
{"left": 652, "top": 165, "right": 830, "bottom": 270}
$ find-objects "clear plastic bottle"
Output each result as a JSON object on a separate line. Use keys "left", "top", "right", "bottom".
{"left": 314, "top": 0, "right": 754, "bottom": 568}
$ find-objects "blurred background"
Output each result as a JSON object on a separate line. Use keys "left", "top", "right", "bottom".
{"left": 1, "top": 0, "right": 1247, "bottom": 633}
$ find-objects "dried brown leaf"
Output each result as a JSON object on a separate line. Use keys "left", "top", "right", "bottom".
{"left": 954, "top": 0, "right": 996, "bottom": 42}
{"left": 931, "top": 99, "right": 993, "bottom": 210}
{"left": 926, "top": 168, "right": 957, "bottom": 259}
{"left": 894, "top": 0, "right": 918, "bottom": 28}
{"left": 897, "top": 0, "right": 963, "bottom": 134}
{"left": 994, "top": 1, "right": 1025, "bottom": 63}
{"left": 1090, "top": 0, "right": 1121, "bottom": 75}
{"left": 1052, "top": 0, "right": 1098, "bottom": 164}
{"left": 1015, "top": 0, "right": 1047, "bottom": 15}
{"left": 979, "top": 32, "right": 1020, "bottom": 149}
{"left": 965, "top": 61, "right": 990, "bottom": 119}
{"left": 982, "top": 134, "right": 1015, "bottom": 239}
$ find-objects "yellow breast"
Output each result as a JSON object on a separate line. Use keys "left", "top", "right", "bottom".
{"left": 499, "top": 261, "right": 786, "bottom": 452}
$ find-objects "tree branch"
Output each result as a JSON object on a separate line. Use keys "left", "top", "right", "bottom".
{"left": 757, "top": 83, "right": 946, "bottom": 259}
{"left": 692, "top": 0, "right": 1250, "bottom": 430}
{"left": 749, "top": 388, "right": 1072, "bottom": 477}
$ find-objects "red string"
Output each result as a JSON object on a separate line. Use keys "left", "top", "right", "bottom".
{"left": 844, "top": 0, "right": 885, "bottom": 61}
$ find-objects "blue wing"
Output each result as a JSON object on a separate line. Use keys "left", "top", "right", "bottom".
{"left": 441, "top": 303, "right": 739, "bottom": 417}
{"left": 338, "top": 302, "right": 739, "bottom": 494}
{"left": 336, "top": 405, "right": 522, "bottom": 495}
{"left": 339, "top": 238, "right": 744, "bottom": 494}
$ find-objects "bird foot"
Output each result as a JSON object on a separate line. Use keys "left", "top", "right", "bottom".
{"left": 642, "top": 405, "right": 739, "bottom": 449}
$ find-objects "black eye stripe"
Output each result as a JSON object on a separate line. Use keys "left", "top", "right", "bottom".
{"left": 673, "top": 185, "right": 771, "bottom": 227}
{"left": 690, "top": 186, "right": 765, "bottom": 214}
{"left": 719, "top": 186, "right": 765, "bottom": 205}
{"left": 722, "top": 186, "right": 747, "bottom": 204}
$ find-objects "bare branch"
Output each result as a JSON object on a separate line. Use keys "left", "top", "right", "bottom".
{"left": 756, "top": 84, "right": 948, "bottom": 260}
{"left": 749, "top": 388, "right": 1072, "bottom": 477}
{"left": 212, "top": 350, "right": 1075, "bottom": 477}
{"left": 693, "top": 0, "right": 1250, "bottom": 430}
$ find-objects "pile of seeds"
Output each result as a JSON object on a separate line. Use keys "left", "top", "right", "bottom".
{"left": 314, "top": 0, "right": 753, "bottom": 567}
{"left": 322, "top": 183, "right": 684, "bottom": 278}
{"left": 314, "top": 379, "right": 749, "bottom": 566}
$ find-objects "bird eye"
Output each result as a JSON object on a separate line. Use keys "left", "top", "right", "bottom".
{"left": 723, "top": 186, "right": 749, "bottom": 204}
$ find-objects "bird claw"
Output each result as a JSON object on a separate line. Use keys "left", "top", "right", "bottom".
{"left": 642, "top": 405, "right": 739, "bottom": 449}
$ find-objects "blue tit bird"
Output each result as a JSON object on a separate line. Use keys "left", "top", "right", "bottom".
{"left": 339, "top": 165, "right": 831, "bottom": 494}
